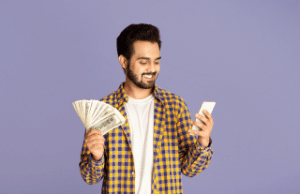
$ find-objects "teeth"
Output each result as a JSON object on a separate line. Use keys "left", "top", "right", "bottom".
{"left": 144, "top": 75, "right": 152, "bottom": 78}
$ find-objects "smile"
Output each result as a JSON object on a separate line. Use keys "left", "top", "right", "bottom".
{"left": 143, "top": 75, "right": 153, "bottom": 78}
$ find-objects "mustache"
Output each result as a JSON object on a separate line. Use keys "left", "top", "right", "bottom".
{"left": 142, "top": 72, "right": 157, "bottom": 76}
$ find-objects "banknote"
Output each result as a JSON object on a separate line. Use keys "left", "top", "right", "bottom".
{"left": 88, "top": 100, "right": 104, "bottom": 127}
{"left": 98, "top": 103, "right": 114, "bottom": 118}
{"left": 72, "top": 99, "right": 125, "bottom": 134}
{"left": 85, "top": 100, "right": 90, "bottom": 128}
{"left": 89, "top": 112, "right": 124, "bottom": 135}
{"left": 72, "top": 100, "right": 86, "bottom": 127}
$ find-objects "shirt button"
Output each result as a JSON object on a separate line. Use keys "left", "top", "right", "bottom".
{"left": 132, "top": 171, "right": 134, "bottom": 175}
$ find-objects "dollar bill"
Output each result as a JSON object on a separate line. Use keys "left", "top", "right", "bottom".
{"left": 89, "top": 112, "right": 124, "bottom": 135}
{"left": 72, "top": 101, "right": 86, "bottom": 127}
{"left": 99, "top": 103, "right": 114, "bottom": 118}
{"left": 85, "top": 100, "right": 90, "bottom": 128}
{"left": 72, "top": 99, "right": 125, "bottom": 134}
{"left": 88, "top": 101, "right": 104, "bottom": 127}
{"left": 87, "top": 100, "right": 100, "bottom": 129}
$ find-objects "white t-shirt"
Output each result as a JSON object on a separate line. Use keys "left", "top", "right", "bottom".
{"left": 125, "top": 93, "right": 155, "bottom": 194}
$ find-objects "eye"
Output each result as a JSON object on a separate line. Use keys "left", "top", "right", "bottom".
{"left": 155, "top": 61, "right": 160, "bottom": 65}
{"left": 140, "top": 60, "right": 147, "bottom": 65}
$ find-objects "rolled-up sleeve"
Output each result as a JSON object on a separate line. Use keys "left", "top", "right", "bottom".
{"left": 177, "top": 99, "right": 213, "bottom": 177}
{"left": 79, "top": 130, "right": 106, "bottom": 185}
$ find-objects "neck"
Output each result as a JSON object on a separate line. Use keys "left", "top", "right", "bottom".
{"left": 123, "top": 79, "right": 153, "bottom": 99}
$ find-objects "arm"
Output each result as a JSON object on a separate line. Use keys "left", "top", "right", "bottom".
{"left": 79, "top": 130, "right": 106, "bottom": 185}
{"left": 177, "top": 100, "right": 213, "bottom": 177}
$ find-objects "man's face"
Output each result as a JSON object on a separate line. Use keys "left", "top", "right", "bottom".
{"left": 125, "top": 40, "right": 161, "bottom": 89}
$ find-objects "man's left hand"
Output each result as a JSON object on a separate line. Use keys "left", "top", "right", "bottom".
{"left": 188, "top": 110, "right": 214, "bottom": 147}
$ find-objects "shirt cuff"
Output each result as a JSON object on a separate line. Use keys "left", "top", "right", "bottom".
{"left": 89, "top": 153, "right": 104, "bottom": 166}
{"left": 197, "top": 137, "right": 212, "bottom": 150}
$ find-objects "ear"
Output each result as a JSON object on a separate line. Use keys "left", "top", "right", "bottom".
{"left": 118, "top": 55, "right": 128, "bottom": 70}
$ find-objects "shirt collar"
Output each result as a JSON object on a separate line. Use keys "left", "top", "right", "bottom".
{"left": 116, "top": 82, "right": 165, "bottom": 107}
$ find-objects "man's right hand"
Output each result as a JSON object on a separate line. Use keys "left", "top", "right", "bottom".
{"left": 84, "top": 129, "right": 105, "bottom": 161}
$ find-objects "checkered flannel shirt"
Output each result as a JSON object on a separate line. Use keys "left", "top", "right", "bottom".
{"left": 79, "top": 82, "right": 213, "bottom": 193}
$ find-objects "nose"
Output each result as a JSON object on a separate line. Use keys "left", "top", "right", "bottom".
{"left": 150, "top": 63, "right": 156, "bottom": 73}
{"left": 147, "top": 62, "right": 157, "bottom": 74}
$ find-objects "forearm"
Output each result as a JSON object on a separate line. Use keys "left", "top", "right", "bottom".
{"left": 79, "top": 146, "right": 105, "bottom": 185}
{"left": 177, "top": 99, "right": 213, "bottom": 177}
{"left": 180, "top": 139, "right": 213, "bottom": 177}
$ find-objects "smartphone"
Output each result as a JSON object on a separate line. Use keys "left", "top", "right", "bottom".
{"left": 191, "top": 101, "right": 216, "bottom": 131}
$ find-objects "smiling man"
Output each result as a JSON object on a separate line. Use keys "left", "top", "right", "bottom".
{"left": 79, "top": 23, "right": 214, "bottom": 194}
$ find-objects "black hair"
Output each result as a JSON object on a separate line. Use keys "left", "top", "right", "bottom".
{"left": 116, "top": 23, "right": 162, "bottom": 66}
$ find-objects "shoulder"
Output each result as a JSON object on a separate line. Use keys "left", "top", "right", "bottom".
{"left": 156, "top": 86, "right": 187, "bottom": 109}
{"left": 99, "top": 90, "right": 118, "bottom": 106}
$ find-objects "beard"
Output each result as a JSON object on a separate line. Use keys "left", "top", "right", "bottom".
{"left": 126, "top": 61, "right": 158, "bottom": 89}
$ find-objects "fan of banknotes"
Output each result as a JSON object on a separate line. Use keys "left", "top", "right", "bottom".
{"left": 72, "top": 99, "right": 126, "bottom": 135}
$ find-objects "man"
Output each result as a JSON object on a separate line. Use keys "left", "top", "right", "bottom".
{"left": 79, "top": 23, "right": 214, "bottom": 193}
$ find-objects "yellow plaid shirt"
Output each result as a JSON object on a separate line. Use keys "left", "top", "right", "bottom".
{"left": 79, "top": 82, "right": 213, "bottom": 193}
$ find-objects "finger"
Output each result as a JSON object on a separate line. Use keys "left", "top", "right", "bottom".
{"left": 86, "top": 129, "right": 96, "bottom": 137}
{"left": 89, "top": 139, "right": 104, "bottom": 148}
{"left": 195, "top": 113, "right": 209, "bottom": 125}
{"left": 203, "top": 110, "right": 213, "bottom": 123}
{"left": 87, "top": 140, "right": 104, "bottom": 151}
{"left": 86, "top": 134, "right": 104, "bottom": 145}
{"left": 191, "top": 119, "right": 206, "bottom": 130}
{"left": 89, "top": 144, "right": 104, "bottom": 152}
{"left": 189, "top": 129, "right": 206, "bottom": 137}
{"left": 85, "top": 131, "right": 93, "bottom": 141}
{"left": 85, "top": 129, "right": 102, "bottom": 139}
{"left": 90, "top": 138, "right": 105, "bottom": 148}
{"left": 188, "top": 128, "right": 207, "bottom": 136}
{"left": 91, "top": 129, "right": 101, "bottom": 135}
{"left": 94, "top": 130, "right": 104, "bottom": 136}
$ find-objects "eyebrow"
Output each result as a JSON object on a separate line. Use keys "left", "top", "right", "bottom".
{"left": 137, "top": 56, "right": 161, "bottom": 60}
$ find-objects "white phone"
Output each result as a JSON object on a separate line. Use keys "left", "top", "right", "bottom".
{"left": 191, "top": 101, "right": 216, "bottom": 131}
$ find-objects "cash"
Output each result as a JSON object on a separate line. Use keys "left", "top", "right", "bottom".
{"left": 72, "top": 99, "right": 125, "bottom": 135}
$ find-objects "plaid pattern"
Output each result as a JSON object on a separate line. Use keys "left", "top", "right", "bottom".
{"left": 79, "top": 82, "right": 213, "bottom": 194}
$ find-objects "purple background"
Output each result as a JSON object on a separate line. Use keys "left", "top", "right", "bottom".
{"left": 1, "top": 1, "right": 300, "bottom": 193}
